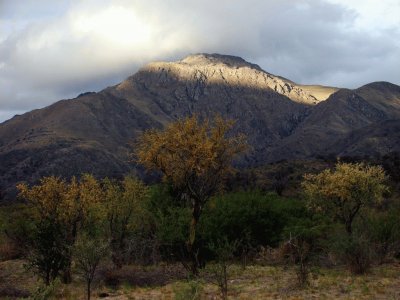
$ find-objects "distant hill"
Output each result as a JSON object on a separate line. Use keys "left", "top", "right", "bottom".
{"left": 0, "top": 53, "right": 399, "bottom": 201}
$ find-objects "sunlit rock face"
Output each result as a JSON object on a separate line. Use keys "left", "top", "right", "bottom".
{"left": 125, "top": 53, "right": 327, "bottom": 105}
{"left": 0, "top": 53, "right": 399, "bottom": 201}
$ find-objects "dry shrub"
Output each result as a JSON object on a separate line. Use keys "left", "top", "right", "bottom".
{"left": 280, "top": 238, "right": 312, "bottom": 286}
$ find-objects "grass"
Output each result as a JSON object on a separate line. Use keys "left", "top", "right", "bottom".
{"left": 0, "top": 260, "right": 400, "bottom": 299}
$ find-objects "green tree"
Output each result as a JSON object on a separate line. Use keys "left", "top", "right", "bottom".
{"left": 302, "top": 162, "right": 389, "bottom": 274}
{"left": 135, "top": 115, "right": 247, "bottom": 275}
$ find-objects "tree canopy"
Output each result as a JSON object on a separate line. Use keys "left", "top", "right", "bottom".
{"left": 302, "top": 162, "right": 388, "bottom": 235}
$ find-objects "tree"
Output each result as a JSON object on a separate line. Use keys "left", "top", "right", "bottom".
{"left": 135, "top": 115, "right": 247, "bottom": 274}
{"left": 102, "top": 176, "right": 149, "bottom": 268}
{"left": 74, "top": 234, "right": 109, "bottom": 300}
{"left": 17, "top": 174, "right": 102, "bottom": 284}
{"left": 302, "top": 162, "right": 388, "bottom": 236}
{"left": 62, "top": 174, "right": 103, "bottom": 283}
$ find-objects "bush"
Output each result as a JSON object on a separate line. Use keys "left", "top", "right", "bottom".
{"left": 144, "top": 185, "right": 190, "bottom": 263}
{"left": 2, "top": 204, "right": 35, "bottom": 258}
{"left": 26, "top": 218, "right": 70, "bottom": 285}
{"left": 330, "top": 232, "right": 373, "bottom": 275}
{"left": 364, "top": 210, "right": 400, "bottom": 263}
{"left": 205, "top": 237, "right": 240, "bottom": 300}
{"left": 326, "top": 208, "right": 400, "bottom": 274}
{"left": 199, "top": 191, "right": 307, "bottom": 254}
{"left": 281, "top": 215, "right": 330, "bottom": 286}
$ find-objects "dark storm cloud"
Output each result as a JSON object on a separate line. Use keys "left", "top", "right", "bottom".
{"left": 0, "top": 0, "right": 399, "bottom": 121}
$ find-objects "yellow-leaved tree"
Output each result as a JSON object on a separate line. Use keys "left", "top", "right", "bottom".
{"left": 302, "top": 162, "right": 388, "bottom": 236}
{"left": 134, "top": 115, "right": 247, "bottom": 274}
{"left": 17, "top": 174, "right": 102, "bottom": 284}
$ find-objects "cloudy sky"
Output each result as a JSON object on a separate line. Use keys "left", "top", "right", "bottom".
{"left": 1, "top": 0, "right": 399, "bottom": 122}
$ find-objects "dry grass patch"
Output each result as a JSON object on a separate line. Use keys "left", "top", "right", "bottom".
{"left": 1, "top": 260, "right": 400, "bottom": 299}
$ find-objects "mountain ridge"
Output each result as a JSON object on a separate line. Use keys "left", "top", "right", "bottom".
{"left": 0, "top": 53, "right": 399, "bottom": 201}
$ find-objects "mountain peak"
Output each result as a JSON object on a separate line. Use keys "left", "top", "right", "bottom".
{"left": 357, "top": 81, "right": 400, "bottom": 92}
{"left": 133, "top": 53, "right": 330, "bottom": 105}
{"left": 180, "top": 53, "right": 262, "bottom": 70}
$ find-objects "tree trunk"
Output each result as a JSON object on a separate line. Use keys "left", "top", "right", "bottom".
{"left": 187, "top": 200, "right": 201, "bottom": 276}
{"left": 87, "top": 279, "right": 91, "bottom": 300}
{"left": 45, "top": 272, "right": 50, "bottom": 286}
{"left": 62, "top": 264, "right": 72, "bottom": 284}
{"left": 345, "top": 221, "right": 352, "bottom": 236}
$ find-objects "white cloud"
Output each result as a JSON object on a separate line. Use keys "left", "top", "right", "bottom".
{"left": 0, "top": 0, "right": 399, "bottom": 122}
{"left": 326, "top": 0, "right": 400, "bottom": 30}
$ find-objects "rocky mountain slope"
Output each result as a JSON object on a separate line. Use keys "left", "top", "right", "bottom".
{"left": 268, "top": 82, "right": 400, "bottom": 161}
{"left": 0, "top": 53, "right": 399, "bottom": 201}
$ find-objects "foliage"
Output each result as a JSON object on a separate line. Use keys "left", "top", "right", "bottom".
{"left": 146, "top": 189, "right": 310, "bottom": 265}
{"left": 135, "top": 115, "right": 247, "bottom": 274}
{"left": 16, "top": 174, "right": 102, "bottom": 284}
{"left": 2, "top": 204, "right": 36, "bottom": 259}
{"left": 102, "top": 176, "right": 149, "bottom": 267}
{"left": 302, "top": 162, "right": 388, "bottom": 235}
{"left": 200, "top": 192, "right": 307, "bottom": 252}
{"left": 336, "top": 209, "right": 400, "bottom": 268}
{"left": 143, "top": 184, "right": 190, "bottom": 263}
{"left": 25, "top": 218, "right": 69, "bottom": 285}
{"left": 364, "top": 210, "right": 400, "bottom": 263}
{"left": 31, "top": 278, "right": 61, "bottom": 300}
{"left": 331, "top": 233, "right": 373, "bottom": 274}
{"left": 135, "top": 115, "right": 247, "bottom": 202}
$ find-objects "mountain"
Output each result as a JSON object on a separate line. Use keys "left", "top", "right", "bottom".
{"left": 0, "top": 53, "right": 399, "bottom": 201}
{"left": 267, "top": 82, "right": 400, "bottom": 161}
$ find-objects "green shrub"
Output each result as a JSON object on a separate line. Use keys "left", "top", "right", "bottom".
{"left": 329, "top": 229, "right": 373, "bottom": 275}
{"left": 364, "top": 210, "right": 400, "bottom": 263}
{"left": 145, "top": 185, "right": 190, "bottom": 262}
{"left": 1, "top": 204, "right": 35, "bottom": 258}
{"left": 281, "top": 215, "right": 330, "bottom": 286}
{"left": 199, "top": 191, "right": 307, "bottom": 251}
